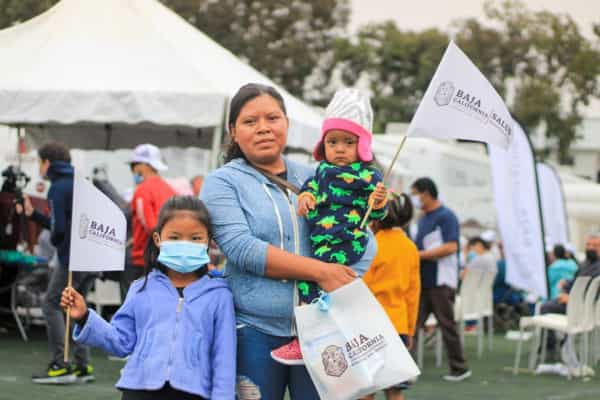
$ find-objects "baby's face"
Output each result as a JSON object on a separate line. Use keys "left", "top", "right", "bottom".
{"left": 323, "top": 130, "right": 359, "bottom": 166}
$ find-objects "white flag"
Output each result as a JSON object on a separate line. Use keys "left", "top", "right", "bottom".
{"left": 537, "top": 162, "right": 569, "bottom": 248}
{"left": 407, "top": 41, "right": 513, "bottom": 149}
{"left": 69, "top": 170, "right": 126, "bottom": 272}
{"left": 489, "top": 123, "right": 547, "bottom": 299}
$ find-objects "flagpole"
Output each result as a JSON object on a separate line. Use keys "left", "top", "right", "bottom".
{"left": 360, "top": 135, "right": 407, "bottom": 228}
{"left": 63, "top": 270, "right": 73, "bottom": 364}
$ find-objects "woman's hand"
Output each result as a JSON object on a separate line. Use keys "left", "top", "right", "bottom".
{"left": 297, "top": 195, "right": 316, "bottom": 217}
{"left": 405, "top": 336, "right": 414, "bottom": 350}
{"left": 316, "top": 262, "right": 357, "bottom": 292}
{"left": 60, "top": 287, "right": 88, "bottom": 322}
{"left": 369, "top": 182, "right": 387, "bottom": 207}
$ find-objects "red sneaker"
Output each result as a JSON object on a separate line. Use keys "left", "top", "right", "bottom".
{"left": 270, "top": 338, "right": 305, "bottom": 366}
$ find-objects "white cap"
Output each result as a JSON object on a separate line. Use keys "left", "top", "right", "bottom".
{"left": 129, "top": 144, "right": 167, "bottom": 171}
{"left": 481, "top": 230, "right": 496, "bottom": 243}
{"left": 565, "top": 242, "right": 576, "bottom": 254}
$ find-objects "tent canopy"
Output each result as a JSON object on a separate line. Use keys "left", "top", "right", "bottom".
{"left": 0, "top": 0, "right": 322, "bottom": 152}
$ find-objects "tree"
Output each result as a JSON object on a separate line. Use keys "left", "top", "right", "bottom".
{"left": 454, "top": 0, "right": 600, "bottom": 164}
{"left": 0, "top": 0, "right": 58, "bottom": 29}
{"left": 328, "top": 22, "right": 449, "bottom": 132}
{"left": 160, "top": 0, "right": 350, "bottom": 98}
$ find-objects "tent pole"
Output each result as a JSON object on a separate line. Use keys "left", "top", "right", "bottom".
{"left": 209, "top": 98, "right": 229, "bottom": 171}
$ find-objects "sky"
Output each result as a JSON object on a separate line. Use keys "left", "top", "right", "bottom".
{"left": 350, "top": 0, "right": 599, "bottom": 37}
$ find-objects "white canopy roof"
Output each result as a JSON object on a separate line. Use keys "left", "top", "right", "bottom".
{"left": 0, "top": 0, "right": 322, "bottom": 151}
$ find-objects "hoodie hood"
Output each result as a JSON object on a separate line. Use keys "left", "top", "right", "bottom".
{"left": 149, "top": 269, "right": 230, "bottom": 302}
{"left": 47, "top": 161, "right": 74, "bottom": 181}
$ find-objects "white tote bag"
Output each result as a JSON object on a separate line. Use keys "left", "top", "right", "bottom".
{"left": 295, "top": 279, "right": 420, "bottom": 400}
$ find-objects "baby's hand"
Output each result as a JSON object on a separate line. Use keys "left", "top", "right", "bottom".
{"left": 297, "top": 194, "right": 316, "bottom": 217}
{"left": 370, "top": 182, "right": 387, "bottom": 206}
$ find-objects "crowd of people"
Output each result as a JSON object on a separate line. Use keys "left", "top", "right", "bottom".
{"left": 9, "top": 82, "right": 600, "bottom": 399}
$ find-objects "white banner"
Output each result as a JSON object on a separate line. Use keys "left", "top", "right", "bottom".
{"left": 489, "top": 123, "right": 547, "bottom": 298}
{"left": 537, "top": 162, "right": 569, "bottom": 248}
{"left": 407, "top": 41, "right": 513, "bottom": 149}
{"left": 69, "top": 171, "right": 126, "bottom": 272}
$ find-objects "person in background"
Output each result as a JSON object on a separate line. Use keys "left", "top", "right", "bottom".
{"left": 461, "top": 237, "right": 498, "bottom": 278}
{"left": 127, "top": 144, "right": 176, "bottom": 286}
{"left": 480, "top": 230, "right": 500, "bottom": 261}
{"left": 16, "top": 142, "right": 96, "bottom": 384}
{"left": 410, "top": 177, "right": 471, "bottom": 382}
{"left": 547, "top": 244, "right": 578, "bottom": 300}
{"left": 191, "top": 175, "right": 204, "bottom": 197}
{"left": 540, "top": 233, "right": 600, "bottom": 355}
{"left": 363, "top": 193, "right": 420, "bottom": 400}
{"left": 460, "top": 236, "right": 498, "bottom": 333}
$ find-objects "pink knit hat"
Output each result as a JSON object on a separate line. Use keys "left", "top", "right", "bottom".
{"left": 313, "top": 88, "right": 374, "bottom": 162}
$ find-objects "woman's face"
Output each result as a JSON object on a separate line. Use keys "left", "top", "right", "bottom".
{"left": 231, "top": 94, "right": 288, "bottom": 166}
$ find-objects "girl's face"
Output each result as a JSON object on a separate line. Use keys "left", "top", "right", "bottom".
{"left": 153, "top": 211, "right": 209, "bottom": 247}
{"left": 230, "top": 94, "right": 288, "bottom": 166}
{"left": 324, "top": 130, "right": 359, "bottom": 166}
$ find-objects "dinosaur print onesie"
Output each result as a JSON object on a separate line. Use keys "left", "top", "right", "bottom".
{"left": 298, "top": 161, "right": 387, "bottom": 303}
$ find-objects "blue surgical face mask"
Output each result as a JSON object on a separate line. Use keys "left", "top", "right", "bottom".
{"left": 133, "top": 173, "right": 144, "bottom": 185}
{"left": 157, "top": 241, "right": 210, "bottom": 273}
{"left": 467, "top": 251, "right": 477, "bottom": 263}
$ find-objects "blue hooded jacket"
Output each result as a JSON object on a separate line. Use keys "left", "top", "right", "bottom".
{"left": 31, "top": 160, "right": 74, "bottom": 266}
{"left": 73, "top": 270, "right": 236, "bottom": 399}
{"left": 200, "top": 157, "right": 376, "bottom": 337}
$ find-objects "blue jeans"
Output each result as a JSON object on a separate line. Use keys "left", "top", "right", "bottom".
{"left": 236, "top": 326, "right": 319, "bottom": 400}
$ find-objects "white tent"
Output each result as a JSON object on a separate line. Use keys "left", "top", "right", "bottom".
{"left": 0, "top": 0, "right": 322, "bottom": 166}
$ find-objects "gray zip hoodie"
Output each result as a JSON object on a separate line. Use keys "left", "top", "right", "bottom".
{"left": 200, "top": 157, "right": 376, "bottom": 337}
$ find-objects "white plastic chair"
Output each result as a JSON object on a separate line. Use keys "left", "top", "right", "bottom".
{"left": 455, "top": 268, "right": 486, "bottom": 358}
{"left": 418, "top": 269, "right": 486, "bottom": 369}
{"left": 478, "top": 270, "right": 498, "bottom": 352}
{"left": 579, "top": 276, "right": 600, "bottom": 368}
{"left": 513, "top": 276, "right": 590, "bottom": 377}
{"left": 593, "top": 298, "right": 600, "bottom": 364}
{"left": 417, "top": 314, "right": 442, "bottom": 369}
{"left": 86, "top": 278, "right": 122, "bottom": 315}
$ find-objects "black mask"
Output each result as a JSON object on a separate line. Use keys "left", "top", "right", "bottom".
{"left": 585, "top": 249, "right": 598, "bottom": 263}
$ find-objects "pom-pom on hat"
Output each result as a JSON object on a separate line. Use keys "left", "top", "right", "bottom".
{"left": 313, "top": 88, "right": 374, "bottom": 162}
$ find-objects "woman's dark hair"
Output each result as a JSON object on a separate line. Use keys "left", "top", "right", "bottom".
{"left": 378, "top": 193, "right": 413, "bottom": 230}
{"left": 38, "top": 142, "right": 71, "bottom": 163}
{"left": 139, "top": 196, "right": 212, "bottom": 291}
{"left": 553, "top": 244, "right": 566, "bottom": 260}
{"left": 411, "top": 177, "right": 438, "bottom": 199}
{"left": 468, "top": 236, "right": 491, "bottom": 250}
{"left": 224, "top": 83, "right": 287, "bottom": 163}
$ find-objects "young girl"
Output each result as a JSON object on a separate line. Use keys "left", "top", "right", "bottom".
{"left": 60, "top": 196, "right": 236, "bottom": 399}
{"left": 363, "top": 193, "right": 420, "bottom": 400}
{"left": 271, "top": 88, "right": 388, "bottom": 365}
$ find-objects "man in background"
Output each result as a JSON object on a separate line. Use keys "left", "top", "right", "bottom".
{"left": 127, "top": 144, "right": 176, "bottom": 284}
{"left": 411, "top": 177, "right": 471, "bottom": 382}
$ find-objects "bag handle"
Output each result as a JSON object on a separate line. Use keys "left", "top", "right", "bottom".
{"left": 253, "top": 166, "right": 301, "bottom": 195}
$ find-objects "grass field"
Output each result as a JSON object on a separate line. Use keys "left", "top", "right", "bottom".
{"left": 0, "top": 326, "right": 599, "bottom": 400}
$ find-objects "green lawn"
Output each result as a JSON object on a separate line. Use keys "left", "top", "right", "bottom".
{"left": 0, "top": 326, "right": 598, "bottom": 400}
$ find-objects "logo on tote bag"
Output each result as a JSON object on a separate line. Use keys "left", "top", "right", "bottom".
{"left": 322, "top": 345, "right": 348, "bottom": 377}
{"left": 321, "top": 333, "right": 388, "bottom": 377}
